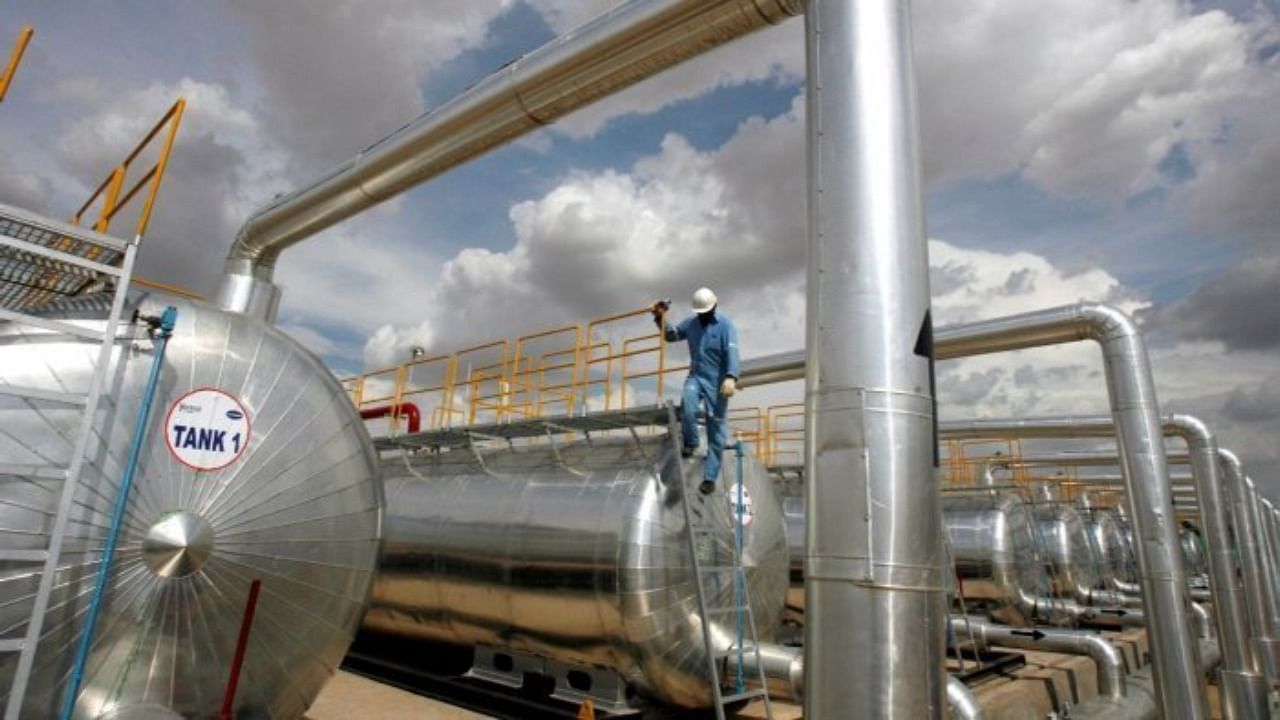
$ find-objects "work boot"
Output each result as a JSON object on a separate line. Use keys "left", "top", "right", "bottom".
{"left": 698, "top": 480, "right": 716, "bottom": 495}
{"left": 681, "top": 446, "right": 696, "bottom": 459}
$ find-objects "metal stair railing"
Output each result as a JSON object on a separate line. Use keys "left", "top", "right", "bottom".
{"left": 664, "top": 403, "right": 773, "bottom": 720}
{"left": 0, "top": 202, "right": 140, "bottom": 718}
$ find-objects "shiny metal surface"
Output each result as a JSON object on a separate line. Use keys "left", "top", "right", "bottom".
{"left": 941, "top": 492, "right": 1042, "bottom": 625}
{"left": 743, "top": 307, "right": 1207, "bottom": 716}
{"left": 1082, "top": 508, "right": 1138, "bottom": 591}
{"left": 940, "top": 414, "right": 1265, "bottom": 717}
{"left": 802, "top": 0, "right": 945, "bottom": 716}
{"left": 219, "top": 0, "right": 803, "bottom": 317}
{"left": 1033, "top": 502, "right": 1103, "bottom": 605}
{"left": 1244, "top": 475, "right": 1280, "bottom": 670}
{"left": 946, "top": 676, "right": 985, "bottom": 720}
{"left": 952, "top": 615, "right": 1127, "bottom": 700}
{"left": 725, "top": 642, "right": 803, "bottom": 702}
{"left": 365, "top": 435, "right": 788, "bottom": 708}
{"left": 1180, "top": 527, "right": 1207, "bottom": 577}
{"left": 140, "top": 511, "right": 214, "bottom": 579}
{"left": 0, "top": 293, "right": 382, "bottom": 718}
{"left": 1219, "top": 449, "right": 1280, "bottom": 685}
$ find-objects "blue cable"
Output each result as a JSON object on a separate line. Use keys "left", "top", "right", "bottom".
{"left": 61, "top": 306, "right": 177, "bottom": 720}
{"left": 733, "top": 441, "right": 746, "bottom": 694}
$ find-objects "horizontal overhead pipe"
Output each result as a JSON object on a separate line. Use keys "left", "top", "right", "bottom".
{"left": 951, "top": 615, "right": 1127, "bottom": 700}
{"left": 218, "top": 0, "right": 804, "bottom": 319}
{"left": 744, "top": 303, "right": 1206, "bottom": 718}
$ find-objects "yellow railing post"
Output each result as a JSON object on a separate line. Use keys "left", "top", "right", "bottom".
{"left": 0, "top": 25, "right": 33, "bottom": 103}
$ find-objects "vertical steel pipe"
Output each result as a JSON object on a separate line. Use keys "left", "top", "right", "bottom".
{"left": 803, "top": 0, "right": 945, "bottom": 717}
{"left": 1164, "top": 415, "right": 1269, "bottom": 719}
{"left": 1246, "top": 478, "right": 1280, "bottom": 641}
{"left": 933, "top": 308, "right": 1206, "bottom": 718}
{"left": 936, "top": 415, "right": 1263, "bottom": 716}
{"left": 1219, "top": 449, "right": 1280, "bottom": 685}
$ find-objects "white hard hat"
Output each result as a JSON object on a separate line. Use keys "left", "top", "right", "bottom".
{"left": 691, "top": 287, "right": 717, "bottom": 314}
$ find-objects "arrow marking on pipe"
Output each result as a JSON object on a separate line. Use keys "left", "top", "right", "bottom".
{"left": 1011, "top": 629, "right": 1047, "bottom": 640}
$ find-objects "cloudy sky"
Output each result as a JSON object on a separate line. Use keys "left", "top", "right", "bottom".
{"left": 1, "top": 1, "right": 1278, "bottom": 488}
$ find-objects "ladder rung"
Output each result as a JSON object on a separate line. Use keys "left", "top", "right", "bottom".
{"left": 0, "top": 464, "right": 67, "bottom": 480}
{"left": 0, "top": 550, "right": 48, "bottom": 562}
{"left": 0, "top": 308, "right": 105, "bottom": 341}
{"left": 0, "top": 639, "right": 24, "bottom": 653}
{"left": 719, "top": 689, "right": 766, "bottom": 704}
{"left": 0, "top": 232, "right": 123, "bottom": 278}
{"left": 0, "top": 384, "right": 86, "bottom": 407}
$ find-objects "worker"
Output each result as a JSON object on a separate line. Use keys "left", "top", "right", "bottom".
{"left": 651, "top": 287, "right": 740, "bottom": 495}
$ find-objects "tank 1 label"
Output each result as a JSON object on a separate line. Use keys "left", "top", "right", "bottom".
{"left": 727, "top": 483, "right": 754, "bottom": 527}
{"left": 164, "top": 388, "right": 251, "bottom": 471}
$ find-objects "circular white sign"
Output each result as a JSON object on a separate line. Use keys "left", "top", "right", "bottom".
{"left": 165, "top": 388, "right": 251, "bottom": 472}
{"left": 727, "top": 482, "right": 754, "bottom": 528}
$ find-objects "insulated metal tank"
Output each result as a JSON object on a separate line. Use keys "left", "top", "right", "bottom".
{"left": 1033, "top": 501, "right": 1101, "bottom": 603}
{"left": 941, "top": 491, "right": 1043, "bottom": 625}
{"left": 1180, "top": 526, "right": 1207, "bottom": 577}
{"left": 365, "top": 436, "right": 789, "bottom": 708}
{"left": 0, "top": 293, "right": 382, "bottom": 718}
{"left": 1081, "top": 507, "right": 1136, "bottom": 591}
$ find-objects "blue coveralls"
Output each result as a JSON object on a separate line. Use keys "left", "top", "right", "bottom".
{"left": 663, "top": 311, "right": 741, "bottom": 484}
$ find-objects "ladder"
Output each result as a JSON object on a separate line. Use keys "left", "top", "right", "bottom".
{"left": 0, "top": 202, "right": 139, "bottom": 718}
{"left": 665, "top": 403, "right": 773, "bottom": 720}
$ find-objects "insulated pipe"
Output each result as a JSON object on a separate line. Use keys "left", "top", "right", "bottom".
{"left": 803, "top": 0, "right": 945, "bottom": 716}
{"left": 358, "top": 403, "right": 422, "bottom": 434}
{"left": 947, "top": 676, "right": 985, "bottom": 720}
{"left": 745, "top": 306, "right": 1208, "bottom": 717}
{"left": 1245, "top": 477, "right": 1280, "bottom": 641}
{"left": 218, "top": 0, "right": 804, "bottom": 319}
{"left": 951, "top": 615, "right": 1127, "bottom": 701}
{"left": 936, "top": 415, "right": 1263, "bottom": 717}
{"left": 725, "top": 642, "right": 804, "bottom": 702}
{"left": 1010, "top": 451, "right": 1191, "bottom": 468}
{"left": 724, "top": 642, "right": 983, "bottom": 720}
{"left": 1219, "top": 449, "right": 1280, "bottom": 685}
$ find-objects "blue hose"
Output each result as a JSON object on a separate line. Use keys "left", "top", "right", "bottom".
{"left": 61, "top": 306, "right": 177, "bottom": 720}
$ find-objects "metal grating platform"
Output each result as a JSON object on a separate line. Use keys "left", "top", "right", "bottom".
{"left": 374, "top": 404, "right": 673, "bottom": 452}
{"left": 0, "top": 201, "right": 128, "bottom": 311}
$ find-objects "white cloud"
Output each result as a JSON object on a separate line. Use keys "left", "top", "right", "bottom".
{"left": 223, "top": 0, "right": 515, "bottom": 175}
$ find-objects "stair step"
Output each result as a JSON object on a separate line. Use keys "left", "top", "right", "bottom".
{"left": 0, "top": 385, "right": 87, "bottom": 406}
{"left": 0, "top": 550, "right": 48, "bottom": 563}
{"left": 0, "top": 308, "right": 106, "bottom": 341}
{"left": 0, "top": 465, "right": 67, "bottom": 480}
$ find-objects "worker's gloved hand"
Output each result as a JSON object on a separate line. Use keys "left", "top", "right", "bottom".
{"left": 720, "top": 377, "right": 737, "bottom": 397}
{"left": 650, "top": 299, "right": 669, "bottom": 326}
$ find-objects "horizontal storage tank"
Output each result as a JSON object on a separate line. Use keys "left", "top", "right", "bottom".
{"left": 365, "top": 436, "right": 789, "bottom": 708}
{"left": 1080, "top": 506, "right": 1136, "bottom": 591}
{"left": 1180, "top": 525, "right": 1207, "bottom": 577}
{"left": 1033, "top": 501, "right": 1101, "bottom": 603}
{"left": 941, "top": 491, "right": 1043, "bottom": 625}
{"left": 0, "top": 294, "right": 381, "bottom": 718}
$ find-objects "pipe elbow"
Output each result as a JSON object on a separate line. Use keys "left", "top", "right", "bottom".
{"left": 1075, "top": 302, "right": 1139, "bottom": 345}
{"left": 947, "top": 676, "right": 985, "bottom": 720}
{"left": 1079, "top": 634, "right": 1129, "bottom": 700}
{"left": 1163, "top": 413, "right": 1212, "bottom": 445}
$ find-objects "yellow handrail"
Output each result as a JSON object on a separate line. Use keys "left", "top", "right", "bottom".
{"left": 0, "top": 25, "right": 33, "bottom": 103}
{"left": 72, "top": 97, "right": 186, "bottom": 239}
